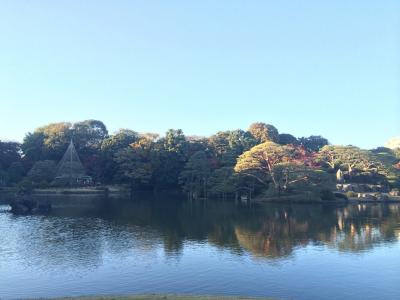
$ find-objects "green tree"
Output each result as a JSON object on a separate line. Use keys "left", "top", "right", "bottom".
{"left": 21, "top": 131, "right": 46, "bottom": 163}
{"left": 72, "top": 120, "right": 108, "bottom": 152}
{"left": 0, "top": 141, "right": 21, "bottom": 169}
{"left": 208, "top": 131, "right": 231, "bottom": 158}
{"left": 7, "top": 162, "right": 25, "bottom": 184}
{"left": 40, "top": 122, "right": 73, "bottom": 159}
{"left": 153, "top": 150, "right": 184, "bottom": 189}
{"left": 28, "top": 160, "right": 57, "bottom": 183}
{"left": 179, "top": 151, "right": 212, "bottom": 199}
{"left": 114, "top": 137, "right": 156, "bottom": 188}
{"left": 185, "top": 136, "right": 209, "bottom": 156}
{"left": 21, "top": 123, "right": 72, "bottom": 162}
{"left": 151, "top": 129, "right": 189, "bottom": 189}
{"left": 208, "top": 167, "right": 236, "bottom": 199}
{"left": 0, "top": 141, "right": 22, "bottom": 186}
{"left": 235, "top": 142, "right": 291, "bottom": 191}
{"left": 272, "top": 163, "right": 334, "bottom": 194}
{"left": 208, "top": 130, "right": 256, "bottom": 166}
{"left": 228, "top": 129, "right": 257, "bottom": 155}
{"left": 101, "top": 129, "right": 139, "bottom": 153}
{"left": 101, "top": 129, "right": 139, "bottom": 182}
{"left": 162, "top": 129, "right": 187, "bottom": 154}
{"left": 248, "top": 122, "right": 279, "bottom": 143}
{"left": 317, "top": 145, "right": 385, "bottom": 175}
{"left": 371, "top": 147, "right": 400, "bottom": 188}
{"left": 278, "top": 133, "right": 298, "bottom": 145}
{"left": 299, "top": 135, "right": 328, "bottom": 152}
{"left": 235, "top": 142, "right": 322, "bottom": 194}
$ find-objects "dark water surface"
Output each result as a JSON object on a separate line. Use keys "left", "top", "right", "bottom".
{"left": 0, "top": 197, "right": 399, "bottom": 300}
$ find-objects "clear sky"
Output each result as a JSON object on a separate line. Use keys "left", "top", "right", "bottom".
{"left": 0, "top": 0, "right": 399, "bottom": 149}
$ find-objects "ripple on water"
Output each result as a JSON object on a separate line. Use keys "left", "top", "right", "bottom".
{"left": 0, "top": 201, "right": 400, "bottom": 300}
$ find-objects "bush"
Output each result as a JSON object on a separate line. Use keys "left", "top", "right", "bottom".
{"left": 17, "top": 178, "right": 33, "bottom": 195}
{"left": 28, "top": 160, "right": 56, "bottom": 183}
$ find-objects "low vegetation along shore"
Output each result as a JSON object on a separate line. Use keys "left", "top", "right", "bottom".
{"left": 1, "top": 120, "right": 399, "bottom": 205}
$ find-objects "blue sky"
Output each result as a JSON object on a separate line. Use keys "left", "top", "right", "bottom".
{"left": 0, "top": 0, "right": 399, "bottom": 149}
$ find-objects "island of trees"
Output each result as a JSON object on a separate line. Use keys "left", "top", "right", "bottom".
{"left": 0, "top": 120, "right": 399, "bottom": 201}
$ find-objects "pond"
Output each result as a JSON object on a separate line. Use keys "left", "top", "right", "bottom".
{"left": 0, "top": 196, "right": 399, "bottom": 300}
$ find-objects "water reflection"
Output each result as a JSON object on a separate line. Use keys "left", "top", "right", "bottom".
{"left": 1, "top": 197, "right": 400, "bottom": 300}
{"left": 6, "top": 197, "right": 398, "bottom": 261}
{"left": 233, "top": 204, "right": 400, "bottom": 258}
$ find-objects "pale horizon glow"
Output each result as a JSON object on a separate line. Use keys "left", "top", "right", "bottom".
{"left": 0, "top": 0, "right": 399, "bottom": 149}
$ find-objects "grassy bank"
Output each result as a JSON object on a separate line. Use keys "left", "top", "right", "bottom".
{"left": 254, "top": 192, "right": 346, "bottom": 203}
{"left": 0, "top": 185, "right": 131, "bottom": 195}
{"left": 34, "top": 185, "right": 131, "bottom": 194}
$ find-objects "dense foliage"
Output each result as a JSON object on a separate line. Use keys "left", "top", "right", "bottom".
{"left": 1, "top": 120, "right": 399, "bottom": 199}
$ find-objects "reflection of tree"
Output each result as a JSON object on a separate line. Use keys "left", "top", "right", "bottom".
{"left": 14, "top": 195, "right": 400, "bottom": 266}
{"left": 208, "top": 222, "right": 241, "bottom": 251}
{"left": 233, "top": 203, "right": 400, "bottom": 259}
{"left": 327, "top": 204, "right": 400, "bottom": 252}
{"left": 233, "top": 206, "right": 311, "bottom": 259}
{"left": 98, "top": 199, "right": 400, "bottom": 259}
{"left": 104, "top": 198, "right": 400, "bottom": 260}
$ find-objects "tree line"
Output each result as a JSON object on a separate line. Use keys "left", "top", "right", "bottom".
{"left": 0, "top": 120, "right": 399, "bottom": 199}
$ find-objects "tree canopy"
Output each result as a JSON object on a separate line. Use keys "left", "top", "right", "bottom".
{"left": 0, "top": 120, "right": 398, "bottom": 198}
{"left": 248, "top": 122, "right": 279, "bottom": 143}
{"left": 317, "top": 145, "right": 386, "bottom": 175}
{"left": 234, "top": 142, "right": 323, "bottom": 194}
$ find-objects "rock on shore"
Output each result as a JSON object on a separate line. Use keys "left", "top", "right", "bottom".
{"left": 10, "top": 195, "right": 51, "bottom": 214}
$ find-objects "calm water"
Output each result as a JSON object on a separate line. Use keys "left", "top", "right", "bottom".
{"left": 0, "top": 196, "right": 399, "bottom": 300}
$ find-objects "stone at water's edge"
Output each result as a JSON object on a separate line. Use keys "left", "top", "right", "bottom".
{"left": 336, "top": 183, "right": 390, "bottom": 193}
{"left": 10, "top": 195, "right": 51, "bottom": 214}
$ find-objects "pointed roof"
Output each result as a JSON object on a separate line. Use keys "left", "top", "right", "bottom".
{"left": 54, "top": 140, "right": 86, "bottom": 179}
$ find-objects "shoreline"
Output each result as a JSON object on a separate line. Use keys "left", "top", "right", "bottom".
{"left": 257, "top": 197, "right": 400, "bottom": 204}
{"left": 253, "top": 193, "right": 400, "bottom": 204}
{"left": 2, "top": 186, "right": 400, "bottom": 205}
